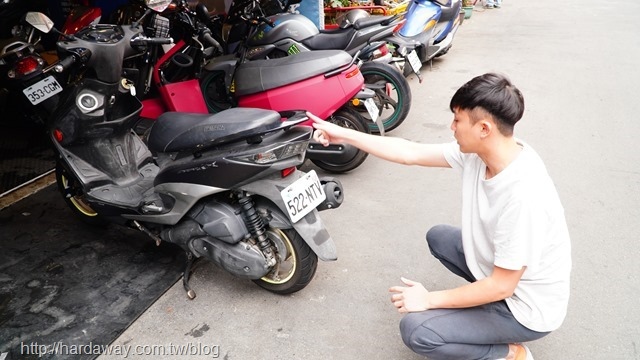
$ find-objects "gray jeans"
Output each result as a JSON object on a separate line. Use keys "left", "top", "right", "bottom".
{"left": 399, "top": 224, "right": 549, "bottom": 360}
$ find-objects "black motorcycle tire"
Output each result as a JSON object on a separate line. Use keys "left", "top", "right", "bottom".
{"left": 200, "top": 70, "right": 233, "bottom": 113}
{"left": 55, "top": 161, "right": 107, "bottom": 227}
{"left": 253, "top": 228, "right": 318, "bottom": 294}
{"left": 310, "top": 108, "right": 370, "bottom": 173}
{"left": 356, "top": 61, "right": 412, "bottom": 134}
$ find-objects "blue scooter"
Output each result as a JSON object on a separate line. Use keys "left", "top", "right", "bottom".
{"left": 385, "top": 0, "right": 463, "bottom": 75}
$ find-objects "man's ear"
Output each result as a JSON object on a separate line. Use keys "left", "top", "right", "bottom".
{"left": 478, "top": 119, "right": 493, "bottom": 138}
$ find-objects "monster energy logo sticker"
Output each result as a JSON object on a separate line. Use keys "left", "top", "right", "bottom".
{"left": 287, "top": 44, "right": 300, "bottom": 55}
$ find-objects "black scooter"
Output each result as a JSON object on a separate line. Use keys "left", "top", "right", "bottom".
{"left": 22, "top": 6, "right": 345, "bottom": 299}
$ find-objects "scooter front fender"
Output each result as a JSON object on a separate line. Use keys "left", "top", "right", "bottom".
{"left": 239, "top": 170, "right": 339, "bottom": 261}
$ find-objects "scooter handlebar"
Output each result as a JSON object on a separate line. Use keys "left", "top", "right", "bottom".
{"left": 130, "top": 36, "right": 174, "bottom": 46}
{"left": 53, "top": 55, "right": 75, "bottom": 73}
{"left": 201, "top": 32, "right": 223, "bottom": 53}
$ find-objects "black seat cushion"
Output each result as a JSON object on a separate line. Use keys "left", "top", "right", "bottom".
{"left": 147, "top": 107, "right": 282, "bottom": 153}
{"left": 234, "top": 50, "right": 352, "bottom": 96}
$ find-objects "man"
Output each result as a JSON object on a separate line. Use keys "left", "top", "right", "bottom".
{"left": 309, "top": 73, "right": 571, "bottom": 360}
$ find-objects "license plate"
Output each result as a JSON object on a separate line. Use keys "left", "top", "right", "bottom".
{"left": 280, "top": 170, "right": 326, "bottom": 223}
{"left": 364, "top": 98, "right": 379, "bottom": 123}
{"left": 406, "top": 50, "right": 422, "bottom": 73}
{"left": 23, "top": 76, "right": 63, "bottom": 105}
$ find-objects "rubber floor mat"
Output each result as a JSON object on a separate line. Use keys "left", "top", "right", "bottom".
{"left": 0, "top": 185, "right": 186, "bottom": 360}
{"left": 0, "top": 120, "right": 55, "bottom": 196}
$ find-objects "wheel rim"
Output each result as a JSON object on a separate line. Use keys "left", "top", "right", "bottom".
{"left": 260, "top": 229, "right": 297, "bottom": 284}
{"left": 60, "top": 173, "right": 99, "bottom": 217}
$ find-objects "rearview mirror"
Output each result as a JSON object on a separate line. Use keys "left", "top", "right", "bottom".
{"left": 24, "top": 12, "right": 54, "bottom": 34}
{"left": 145, "top": 0, "right": 172, "bottom": 12}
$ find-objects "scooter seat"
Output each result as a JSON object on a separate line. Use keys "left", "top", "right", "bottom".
{"left": 352, "top": 15, "right": 398, "bottom": 30}
{"left": 303, "top": 27, "right": 355, "bottom": 51}
{"left": 303, "top": 15, "right": 398, "bottom": 52}
{"left": 234, "top": 50, "right": 352, "bottom": 97}
{"left": 147, "top": 107, "right": 282, "bottom": 153}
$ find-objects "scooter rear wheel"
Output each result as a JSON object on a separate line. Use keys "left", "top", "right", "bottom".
{"left": 55, "top": 161, "right": 107, "bottom": 227}
{"left": 200, "top": 70, "right": 234, "bottom": 113}
{"left": 253, "top": 228, "right": 318, "bottom": 294}
{"left": 310, "top": 108, "right": 370, "bottom": 173}
{"left": 356, "top": 61, "right": 412, "bottom": 134}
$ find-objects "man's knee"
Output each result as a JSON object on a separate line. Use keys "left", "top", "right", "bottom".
{"left": 426, "top": 224, "right": 455, "bottom": 254}
{"left": 399, "top": 313, "right": 444, "bottom": 355}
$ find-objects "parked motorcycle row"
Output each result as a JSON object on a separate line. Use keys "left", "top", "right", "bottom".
{"left": 0, "top": 0, "right": 463, "bottom": 296}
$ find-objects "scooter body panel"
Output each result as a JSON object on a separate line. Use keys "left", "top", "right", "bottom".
{"left": 61, "top": 6, "right": 102, "bottom": 36}
{"left": 394, "top": 0, "right": 461, "bottom": 62}
{"left": 158, "top": 79, "right": 209, "bottom": 113}
{"left": 237, "top": 64, "right": 363, "bottom": 120}
{"left": 398, "top": 0, "right": 441, "bottom": 39}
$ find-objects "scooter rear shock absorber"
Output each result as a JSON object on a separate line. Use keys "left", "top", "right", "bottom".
{"left": 238, "top": 196, "right": 276, "bottom": 267}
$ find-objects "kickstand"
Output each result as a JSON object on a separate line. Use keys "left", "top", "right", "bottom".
{"left": 182, "top": 252, "right": 201, "bottom": 300}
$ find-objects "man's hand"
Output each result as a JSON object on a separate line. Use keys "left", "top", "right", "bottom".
{"left": 389, "top": 277, "right": 430, "bottom": 313}
{"left": 308, "top": 111, "right": 350, "bottom": 146}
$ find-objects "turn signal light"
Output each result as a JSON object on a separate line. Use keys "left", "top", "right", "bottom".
{"left": 423, "top": 19, "right": 437, "bottom": 32}
{"left": 345, "top": 67, "right": 360, "bottom": 79}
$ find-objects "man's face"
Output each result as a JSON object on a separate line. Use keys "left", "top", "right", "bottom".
{"left": 450, "top": 108, "right": 481, "bottom": 153}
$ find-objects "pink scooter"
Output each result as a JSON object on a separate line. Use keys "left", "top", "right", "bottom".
{"left": 138, "top": 17, "right": 372, "bottom": 173}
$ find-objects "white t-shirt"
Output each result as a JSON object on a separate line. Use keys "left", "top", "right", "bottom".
{"left": 442, "top": 140, "right": 572, "bottom": 332}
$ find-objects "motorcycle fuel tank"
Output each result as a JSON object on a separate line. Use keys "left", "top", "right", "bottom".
{"left": 249, "top": 13, "right": 319, "bottom": 47}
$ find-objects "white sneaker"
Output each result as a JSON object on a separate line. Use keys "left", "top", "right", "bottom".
{"left": 496, "top": 344, "right": 534, "bottom": 360}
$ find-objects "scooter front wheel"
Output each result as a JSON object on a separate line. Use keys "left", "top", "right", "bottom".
{"left": 55, "top": 161, "right": 107, "bottom": 227}
{"left": 253, "top": 228, "right": 318, "bottom": 294}
{"left": 310, "top": 108, "right": 370, "bottom": 173}
{"left": 356, "top": 61, "right": 412, "bottom": 134}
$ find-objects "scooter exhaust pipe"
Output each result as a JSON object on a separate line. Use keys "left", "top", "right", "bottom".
{"left": 316, "top": 177, "right": 344, "bottom": 211}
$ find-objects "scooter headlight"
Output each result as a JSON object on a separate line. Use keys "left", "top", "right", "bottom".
{"left": 230, "top": 141, "right": 308, "bottom": 164}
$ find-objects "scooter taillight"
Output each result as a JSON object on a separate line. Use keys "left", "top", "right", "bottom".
{"left": 373, "top": 44, "right": 390, "bottom": 59}
{"left": 9, "top": 55, "right": 43, "bottom": 78}
{"left": 281, "top": 166, "right": 297, "bottom": 178}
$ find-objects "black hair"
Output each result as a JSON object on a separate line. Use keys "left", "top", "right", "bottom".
{"left": 449, "top": 73, "right": 525, "bottom": 136}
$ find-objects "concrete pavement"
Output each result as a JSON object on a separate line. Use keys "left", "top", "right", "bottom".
{"left": 99, "top": 1, "right": 640, "bottom": 359}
